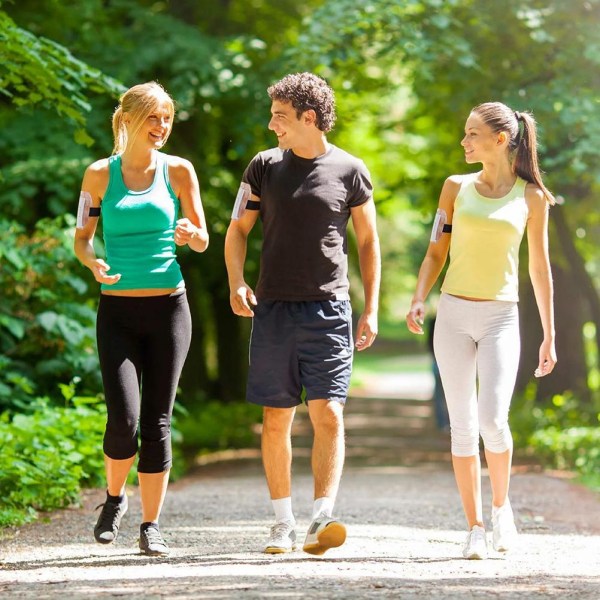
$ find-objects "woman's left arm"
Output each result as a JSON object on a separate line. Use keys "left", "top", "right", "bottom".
{"left": 526, "top": 184, "right": 557, "bottom": 377}
{"left": 169, "top": 156, "right": 209, "bottom": 253}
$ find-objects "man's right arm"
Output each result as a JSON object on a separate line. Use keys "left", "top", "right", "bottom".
{"left": 224, "top": 195, "right": 260, "bottom": 317}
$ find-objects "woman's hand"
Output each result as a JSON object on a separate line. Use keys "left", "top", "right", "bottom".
{"left": 174, "top": 218, "right": 204, "bottom": 246}
{"left": 534, "top": 338, "right": 557, "bottom": 377}
{"left": 90, "top": 259, "right": 121, "bottom": 285}
{"left": 406, "top": 300, "right": 426, "bottom": 335}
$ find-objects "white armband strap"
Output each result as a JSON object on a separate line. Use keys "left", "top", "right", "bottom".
{"left": 430, "top": 208, "right": 452, "bottom": 242}
{"left": 231, "top": 182, "right": 252, "bottom": 220}
{"left": 76, "top": 191, "right": 100, "bottom": 229}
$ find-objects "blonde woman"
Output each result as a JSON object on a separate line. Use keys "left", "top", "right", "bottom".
{"left": 74, "top": 82, "right": 208, "bottom": 555}
{"left": 406, "top": 102, "right": 556, "bottom": 559}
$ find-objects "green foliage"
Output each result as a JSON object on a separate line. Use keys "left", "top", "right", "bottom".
{"left": 512, "top": 386, "right": 600, "bottom": 482}
{"left": 0, "top": 394, "right": 106, "bottom": 527}
{"left": 0, "top": 215, "right": 100, "bottom": 411}
{"left": 177, "top": 400, "right": 262, "bottom": 454}
{"left": 0, "top": 8, "right": 123, "bottom": 132}
{"left": 529, "top": 426, "right": 600, "bottom": 477}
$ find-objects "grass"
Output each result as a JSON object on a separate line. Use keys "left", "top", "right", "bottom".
{"left": 350, "top": 316, "right": 431, "bottom": 388}
{"left": 351, "top": 352, "right": 430, "bottom": 389}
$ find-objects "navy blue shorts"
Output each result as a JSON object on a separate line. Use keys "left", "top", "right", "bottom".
{"left": 247, "top": 300, "right": 353, "bottom": 408}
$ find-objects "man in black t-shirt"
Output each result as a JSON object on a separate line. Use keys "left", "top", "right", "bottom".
{"left": 225, "top": 72, "right": 381, "bottom": 556}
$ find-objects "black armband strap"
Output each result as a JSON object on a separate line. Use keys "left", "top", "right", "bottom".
{"left": 246, "top": 200, "right": 261, "bottom": 211}
{"left": 442, "top": 224, "right": 452, "bottom": 233}
{"left": 89, "top": 207, "right": 101, "bottom": 217}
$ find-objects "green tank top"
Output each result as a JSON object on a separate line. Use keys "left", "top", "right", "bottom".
{"left": 101, "top": 151, "right": 184, "bottom": 291}
{"left": 441, "top": 173, "right": 529, "bottom": 302}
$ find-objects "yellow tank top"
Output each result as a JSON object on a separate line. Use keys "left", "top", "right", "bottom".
{"left": 441, "top": 173, "right": 529, "bottom": 302}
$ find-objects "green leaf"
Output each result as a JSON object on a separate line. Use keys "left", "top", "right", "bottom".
{"left": 37, "top": 311, "right": 59, "bottom": 332}
{"left": 0, "top": 314, "right": 26, "bottom": 339}
{"left": 73, "top": 128, "right": 94, "bottom": 147}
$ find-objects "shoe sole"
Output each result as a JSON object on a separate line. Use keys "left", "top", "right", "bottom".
{"left": 493, "top": 541, "right": 512, "bottom": 552}
{"left": 264, "top": 545, "right": 297, "bottom": 554}
{"left": 493, "top": 532, "right": 517, "bottom": 552}
{"left": 464, "top": 551, "right": 488, "bottom": 560}
{"left": 139, "top": 540, "right": 170, "bottom": 557}
{"left": 303, "top": 522, "right": 346, "bottom": 556}
{"left": 139, "top": 547, "right": 170, "bottom": 557}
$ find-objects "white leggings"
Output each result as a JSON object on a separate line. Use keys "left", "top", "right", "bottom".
{"left": 434, "top": 293, "right": 520, "bottom": 457}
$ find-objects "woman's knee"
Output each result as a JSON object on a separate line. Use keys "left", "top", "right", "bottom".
{"left": 480, "top": 423, "right": 513, "bottom": 454}
{"left": 103, "top": 422, "right": 138, "bottom": 460}
{"left": 138, "top": 433, "right": 172, "bottom": 473}
{"left": 450, "top": 426, "right": 480, "bottom": 457}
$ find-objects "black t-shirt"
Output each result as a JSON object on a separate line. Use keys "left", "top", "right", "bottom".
{"left": 243, "top": 144, "right": 373, "bottom": 301}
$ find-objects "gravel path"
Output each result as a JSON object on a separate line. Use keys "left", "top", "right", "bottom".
{"left": 1, "top": 370, "right": 599, "bottom": 599}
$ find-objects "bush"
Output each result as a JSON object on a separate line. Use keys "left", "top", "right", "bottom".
{"left": 511, "top": 385, "right": 600, "bottom": 487}
{"left": 177, "top": 400, "right": 262, "bottom": 456}
{"left": 529, "top": 427, "right": 600, "bottom": 477}
{"left": 0, "top": 394, "right": 106, "bottom": 527}
{"left": 0, "top": 216, "right": 100, "bottom": 412}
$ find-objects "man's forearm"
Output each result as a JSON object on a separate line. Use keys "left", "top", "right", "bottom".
{"left": 358, "top": 238, "right": 381, "bottom": 313}
{"left": 224, "top": 226, "right": 249, "bottom": 289}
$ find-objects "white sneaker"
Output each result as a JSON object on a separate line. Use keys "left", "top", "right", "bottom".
{"left": 463, "top": 525, "right": 488, "bottom": 559}
{"left": 264, "top": 521, "right": 297, "bottom": 554}
{"left": 303, "top": 514, "right": 347, "bottom": 556}
{"left": 492, "top": 501, "right": 518, "bottom": 552}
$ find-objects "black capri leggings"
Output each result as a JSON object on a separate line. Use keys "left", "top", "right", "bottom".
{"left": 96, "top": 291, "right": 192, "bottom": 473}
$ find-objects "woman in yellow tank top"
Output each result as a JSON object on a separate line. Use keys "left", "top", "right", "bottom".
{"left": 406, "top": 102, "right": 556, "bottom": 560}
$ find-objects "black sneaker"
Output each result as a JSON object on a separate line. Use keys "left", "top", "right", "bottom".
{"left": 139, "top": 522, "right": 170, "bottom": 556}
{"left": 94, "top": 493, "right": 128, "bottom": 544}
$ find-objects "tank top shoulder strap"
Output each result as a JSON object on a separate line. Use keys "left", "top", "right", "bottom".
{"left": 157, "top": 151, "right": 169, "bottom": 184}
{"left": 514, "top": 176, "right": 528, "bottom": 197}
{"left": 156, "top": 152, "right": 178, "bottom": 202}
{"left": 107, "top": 154, "right": 121, "bottom": 177}
{"left": 454, "top": 172, "right": 477, "bottom": 204}
{"left": 103, "top": 154, "right": 126, "bottom": 204}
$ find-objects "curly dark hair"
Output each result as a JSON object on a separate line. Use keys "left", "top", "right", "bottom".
{"left": 267, "top": 72, "right": 336, "bottom": 133}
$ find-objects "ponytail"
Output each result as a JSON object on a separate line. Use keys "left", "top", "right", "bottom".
{"left": 472, "top": 102, "right": 554, "bottom": 205}
{"left": 111, "top": 106, "right": 127, "bottom": 155}
{"left": 513, "top": 112, "right": 555, "bottom": 205}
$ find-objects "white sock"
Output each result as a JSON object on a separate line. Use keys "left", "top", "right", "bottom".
{"left": 312, "top": 496, "right": 334, "bottom": 519}
{"left": 492, "top": 498, "right": 512, "bottom": 516}
{"left": 272, "top": 497, "right": 295, "bottom": 525}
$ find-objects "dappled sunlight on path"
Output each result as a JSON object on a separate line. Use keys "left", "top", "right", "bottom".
{"left": 2, "top": 354, "right": 599, "bottom": 598}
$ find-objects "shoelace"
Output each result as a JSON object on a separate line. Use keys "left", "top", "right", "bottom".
{"left": 469, "top": 528, "right": 486, "bottom": 547}
{"left": 142, "top": 526, "right": 167, "bottom": 548}
{"left": 270, "top": 522, "right": 292, "bottom": 540}
{"left": 95, "top": 501, "right": 123, "bottom": 531}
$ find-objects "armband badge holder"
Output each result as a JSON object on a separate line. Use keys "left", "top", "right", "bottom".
{"left": 76, "top": 191, "right": 100, "bottom": 229}
{"left": 231, "top": 182, "right": 253, "bottom": 220}
{"left": 430, "top": 208, "right": 452, "bottom": 242}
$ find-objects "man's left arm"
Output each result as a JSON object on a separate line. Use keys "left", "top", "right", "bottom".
{"left": 350, "top": 199, "right": 381, "bottom": 351}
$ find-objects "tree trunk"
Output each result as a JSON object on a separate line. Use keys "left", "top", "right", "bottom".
{"left": 551, "top": 204, "right": 600, "bottom": 368}
{"left": 178, "top": 258, "right": 213, "bottom": 404}
{"left": 516, "top": 205, "right": 596, "bottom": 402}
{"left": 211, "top": 283, "right": 249, "bottom": 402}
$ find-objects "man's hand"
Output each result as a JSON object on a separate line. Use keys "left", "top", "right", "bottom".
{"left": 355, "top": 311, "right": 378, "bottom": 351}
{"left": 230, "top": 284, "right": 257, "bottom": 317}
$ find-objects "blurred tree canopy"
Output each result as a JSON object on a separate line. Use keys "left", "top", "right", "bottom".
{"left": 292, "top": 0, "right": 600, "bottom": 402}
{"left": 0, "top": 0, "right": 598, "bottom": 411}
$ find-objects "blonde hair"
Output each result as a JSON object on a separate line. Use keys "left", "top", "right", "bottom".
{"left": 111, "top": 82, "right": 175, "bottom": 155}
